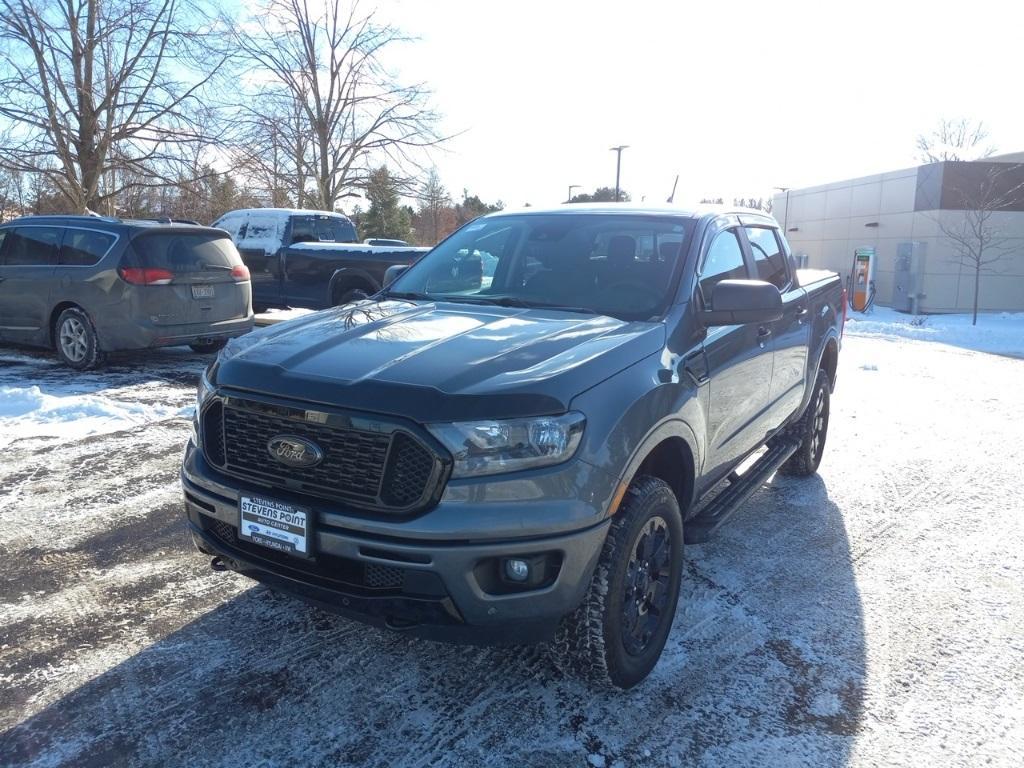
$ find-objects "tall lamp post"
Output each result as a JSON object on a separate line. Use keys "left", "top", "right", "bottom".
{"left": 610, "top": 145, "right": 629, "bottom": 202}
{"left": 773, "top": 186, "right": 791, "bottom": 232}
{"left": 566, "top": 184, "right": 581, "bottom": 203}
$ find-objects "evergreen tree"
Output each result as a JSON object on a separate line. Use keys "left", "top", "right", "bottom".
{"left": 361, "top": 166, "right": 412, "bottom": 241}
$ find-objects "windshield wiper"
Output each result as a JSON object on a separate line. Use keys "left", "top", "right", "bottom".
{"left": 381, "top": 290, "right": 430, "bottom": 301}
{"left": 434, "top": 295, "right": 599, "bottom": 315}
{"left": 202, "top": 264, "right": 233, "bottom": 272}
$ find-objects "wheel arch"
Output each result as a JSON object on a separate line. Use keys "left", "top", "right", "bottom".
{"left": 611, "top": 420, "right": 699, "bottom": 519}
{"left": 48, "top": 301, "right": 92, "bottom": 348}
{"left": 328, "top": 268, "right": 380, "bottom": 304}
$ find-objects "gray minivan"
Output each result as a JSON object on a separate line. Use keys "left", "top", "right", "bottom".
{"left": 0, "top": 215, "right": 253, "bottom": 369}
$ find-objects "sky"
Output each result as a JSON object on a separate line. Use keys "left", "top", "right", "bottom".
{"left": 373, "top": 0, "right": 1024, "bottom": 209}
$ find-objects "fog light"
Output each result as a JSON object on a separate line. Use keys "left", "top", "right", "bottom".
{"left": 504, "top": 558, "right": 530, "bottom": 582}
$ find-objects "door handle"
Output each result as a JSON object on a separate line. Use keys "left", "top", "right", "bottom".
{"left": 757, "top": 326, "right": 772, "bottom": 348}
{"left": 795, "top": 306, "right": 809, "bottom": 323}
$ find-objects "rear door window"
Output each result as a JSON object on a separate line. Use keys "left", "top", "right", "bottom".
{"left": 699, "top": 229, "right": 749, "bottom": 302}
{"left": 744, "top": 226, "right": 790, "bottom": 289}
{"left": 128, "top": 231, "right": 242, "bottom": 275}
{"left": 61, "top": 229, "right": 116, "bottom": 266}
{"left": 4, "top": 226, "right": 61, "bottom": 266}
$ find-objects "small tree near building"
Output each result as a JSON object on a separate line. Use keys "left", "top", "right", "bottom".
{"left": 917, "top": 118, "right": 996, "bottom": 164}
{"left": 938, "top": 163, "right": 1024, "bottom": 325}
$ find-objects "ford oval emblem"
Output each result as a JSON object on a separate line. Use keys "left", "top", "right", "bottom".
{"left": 267, "top": 435, "right": 324, "bottom": 468}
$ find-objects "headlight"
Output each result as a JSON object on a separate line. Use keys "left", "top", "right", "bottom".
{"left": 427, "top": 412, "right": 585, "bottom": 478}
{"left": 196, "top": 367, "right": 215, "bottom": 413}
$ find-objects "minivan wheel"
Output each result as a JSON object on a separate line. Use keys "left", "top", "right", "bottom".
{"left": 551, "top": 476, "right": 684, "bottom": 689}
{"left": 55, "top": 307, "right": 104, "bottom": 370}
{"left": 189, "top": 339, "right": 227, "bottom": 354}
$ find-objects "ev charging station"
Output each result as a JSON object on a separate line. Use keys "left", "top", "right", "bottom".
{"left": 849, "top": 246, "right": 876, "bottom": 312}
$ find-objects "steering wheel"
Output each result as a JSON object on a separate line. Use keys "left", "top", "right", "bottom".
{"left": 601, "top": 280, "right": 661, "bottom": 307}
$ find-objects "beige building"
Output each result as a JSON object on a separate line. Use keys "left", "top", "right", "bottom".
{"left": 772, "top": 153, "right": 1024, "bottom": 313}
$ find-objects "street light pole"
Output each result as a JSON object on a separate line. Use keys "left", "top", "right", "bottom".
{"left": 567, "top": 184, "right": 581, "bottom": 203}
{"left": 610, "top": 145, "right": 629, "bottom": 202}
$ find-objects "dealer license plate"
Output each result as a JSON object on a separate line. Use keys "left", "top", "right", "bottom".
{"left": 192, "top": 284, "right": 215, "bottom": 299}
{"left": 239, "top": 496, "right": 312, "bottom": 558}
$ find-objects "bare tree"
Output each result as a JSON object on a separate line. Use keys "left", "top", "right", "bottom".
{"left": 917, "top": 118, "right": 997, "bottom": 164}
{"left": 938, "top": 164, "right": 1024, "bottom": 325}
{"left": 232, "top": 0, "right": 445, "bottom": 211}
{"left": 0, "top": 0, "right": 228, "bottom": 213}
{"left": 233, "top": 89, "right": 311, "bottom": 207}
{"left": 416, "top": 167, "right": 449, "bottom": 244}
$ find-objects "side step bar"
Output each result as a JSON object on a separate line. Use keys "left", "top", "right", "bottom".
{"left": 684, "top": 437, "right": 801, "bottom": 544}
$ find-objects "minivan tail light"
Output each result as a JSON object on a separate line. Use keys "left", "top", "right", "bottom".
{"left": 119, "top": 267, "right": 175, "bottom": 285}
{"left": 231, "top": 264, "right": 250, "bottom": 281}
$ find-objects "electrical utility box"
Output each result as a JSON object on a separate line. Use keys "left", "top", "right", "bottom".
{"left": 893, "top": 241, "right": 927, "bottom": 313}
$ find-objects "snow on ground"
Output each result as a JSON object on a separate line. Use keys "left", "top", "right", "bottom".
{"left": 1, "top": 335, "right": 1022, "bottom": 767}
{"left": 0, "top": 348, "right": 198, "bottom": 450}
{"left": 845, "top": 306, "right": 1024, "bottom": 358}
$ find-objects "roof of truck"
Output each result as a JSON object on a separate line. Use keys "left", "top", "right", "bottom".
{"left": 485, "top": 203, "right": 777, "bottom": 222}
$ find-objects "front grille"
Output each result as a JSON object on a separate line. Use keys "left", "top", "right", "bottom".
{"left": 201, "top": 400, "right": 226, "bottom": 466}
{"left": 200, "top": 395, "right": 444, "bottom": 513}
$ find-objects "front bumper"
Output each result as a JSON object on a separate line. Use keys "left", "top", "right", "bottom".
{"left": 182, "top": 441, "right": 611, "bottom": 644}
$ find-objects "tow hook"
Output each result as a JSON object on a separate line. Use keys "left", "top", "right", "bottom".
{"left": 384, "top": 616, "right": 420, "bottom": 632}
{"left": 210, "top": 556, "right": 229, "bottom": 572}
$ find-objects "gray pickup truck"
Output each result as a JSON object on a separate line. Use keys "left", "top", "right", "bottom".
{"left": 183, "top": 204, "right": 844, "bottom": 688}
{"left": 212, "top": 208, "right": 428, "bottom": 310}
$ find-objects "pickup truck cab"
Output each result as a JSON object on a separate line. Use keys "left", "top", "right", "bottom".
{"left": 212, "top": 208, "right": 428, "bottom": 310}
{"left": 183, "top": 204, "right": 844, "bottom": 688}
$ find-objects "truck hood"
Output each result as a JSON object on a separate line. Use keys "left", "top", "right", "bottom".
{"left": 217, "top": 300, "right": 665, "bottom": 421}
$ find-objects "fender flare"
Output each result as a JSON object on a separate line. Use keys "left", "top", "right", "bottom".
{"left": 327, "top": 268, "right": 380, "bottom": 304}
{"left": 611, "top": 417, "right": 702, "bottom": 514}
{"left": 794, "top": 329, "right": 840, "bottom": 417}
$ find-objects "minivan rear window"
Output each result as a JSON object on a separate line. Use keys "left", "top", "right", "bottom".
{"left": 127, "top": 232, "right": 242, "bottom": 273}
{"left": 61, "top": 229, "right": 116, "bottom": 266}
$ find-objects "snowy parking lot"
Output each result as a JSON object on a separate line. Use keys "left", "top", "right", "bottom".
{"left": 1, "top": 318, "right": 1022, "bottom": 767}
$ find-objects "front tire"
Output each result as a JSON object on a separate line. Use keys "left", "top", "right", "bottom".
{"left": 552, "top": 476, "right": 684, "bottom": 689}
{"left": 778, "top": 368, "right": 831, "bottom": 476}
{"left": 54, "top": 307, "right": 104, "bottom": 370}
{"left": 333, "top": 287, "right": 370, "bottom": 306}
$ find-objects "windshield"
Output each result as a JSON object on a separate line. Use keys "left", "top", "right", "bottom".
{"left": 388, "top": 213, "right": 691, "bottom": 319}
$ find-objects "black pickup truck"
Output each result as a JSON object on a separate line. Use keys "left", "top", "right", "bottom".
{"left": 212, "top": 208, "right": 428, "bottom": 310}
{"left": 184, "top": 204, "right": 845, "bottom": 688}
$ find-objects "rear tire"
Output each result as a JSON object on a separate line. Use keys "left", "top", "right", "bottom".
{"left": 778, "top": 368, "right": 830, "bottom": 477}
{"left": 54, "top": 307, "right": 104, "bottom": 370}
{"left": 333, "top": 287, "right": 370, "bottom": 306}
{"left": 551, "top": 476, "right": 684, "bottom": 689}
{"left": 189, "top": 339, "right": 227, "bottom": 354}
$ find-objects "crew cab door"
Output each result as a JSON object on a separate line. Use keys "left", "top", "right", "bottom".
{"left": 234, "top": 213, "right": 285, "bottom": 306}
{"left": 281, "top": 215, "right": 360, "bottom": 307}
{"left": 697, "top": 226, "right": 775, "bottom": 481}
{"left": 742, "top": 225, "right": 810, "bottom": 427}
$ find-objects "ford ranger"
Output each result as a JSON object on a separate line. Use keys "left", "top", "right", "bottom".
{"left": 182, "top": 204, "right": 844, "bottom": 688}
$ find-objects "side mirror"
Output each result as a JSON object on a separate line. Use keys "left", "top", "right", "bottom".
{"left": 703, "top": 279, "right": 783, "bottom": 326}
{"left": 383, "top": 264, "right": 409, "bottom": 287}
